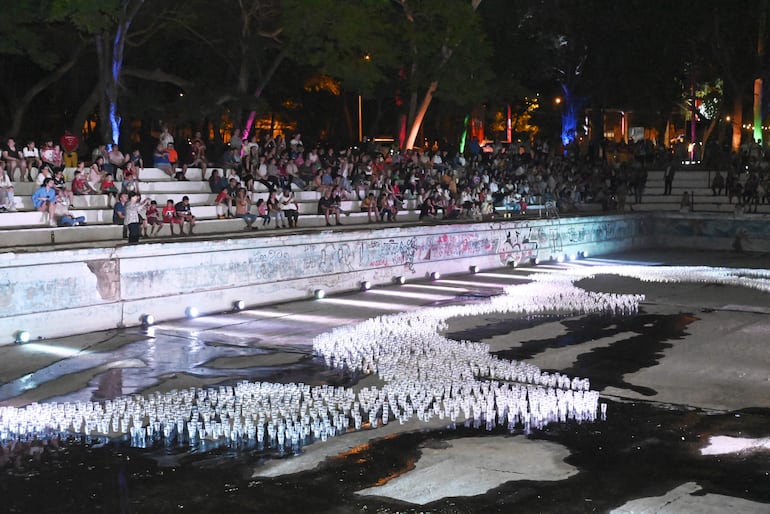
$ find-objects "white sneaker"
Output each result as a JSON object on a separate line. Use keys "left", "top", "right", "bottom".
{"left": 49, "top": 221, "right": 57, "bottom": 227}
{"left": 8, "top": 205, "right": 16, "bottom": 212}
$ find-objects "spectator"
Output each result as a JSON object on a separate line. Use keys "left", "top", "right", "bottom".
{"left": 234, "top": 187, "right": 257, "bottom": 230}
{"left": 153, "top": 143, "right": 174, "bottom": 178}
{"left": 35, "top": 164, "right": 53, "bottom": 186}
{"left": 113, "top": 192, "right": 128, "bottom": 238}
{"left": 222, "top": 147, "right": 241, "bottom": 174}
{"left": 380, "top": 192, "right": 399, "bottom": 222}
{"left": 123, "top": 160, "right": 140, "bottom": 186}
{"left": 181, "top": 131, "right": 207, "bottom": 181}
{"left": 130, "top": 149, "right": 144, "bottom": 176}
{"left": 216, "top": 177, "right": 239, "bottom": 218}
{"left": 711, "top": 170, "right": 725, "bottom": 196}
{"left": 89, "top": 157, "right": 106, "bottom": 191}
{"left": 318, "top": 188, "right": 341, "bottom": 226}
{"left": 0, "top": 162, "right": 16, "bottom": 211}
{"left": 266, "top": 189, "right": 285, "bottom": 228}
{"left": 159, "top": 124, "right": 174, "bottom": 148}
{"left": 125, "top": 192, "right": 150, "bottom": 244}
{"left": 165, "top": 143, "right": 179, "bottom": 177}
{"left": 101, "top": 173, "right": 119, "bottom": 208}
{"left": 52, "top": 169, "right": 74, "bottom": 206}
{"left": 105, "top": 144, "right": 128, "bottom": 176}
{"left": 32, "top": 177, "right": 58, "bottom": 227}
{"left": 91, "top": 143, "right": 107, "bottom": 165}
{"left": 161, "top": 199, "right": 181, "bottom": 236}
{"left": 175, "top": 195, "right": 196, "bottom": 235}
{"left": 23, "top": 140, "right": 42, "bottom": 176}
{"left": 279, "top": 187, "right": 299, "bottom": 228}
{"left": 40, "top": 140, "right": 64, "bottom": 173}
{"left": 2, "top": 137, "right": 28, "bottom": 182}
{"left": 144, "top": 200, "right": 163, "bottom": 237}
{"left": 120, "top": 168, "right": 140, "bottom": 195}
{"left": 255, "top": 198, "right": 270, "bottom": 226}
{"left": 360, "top": 192, "right": 379, "bottom": 223}
{"left": 419, "top": 196, "right": 436, "bottom": 221}
{"left": 54, "top": 195, "right": 86, "bottom": 227}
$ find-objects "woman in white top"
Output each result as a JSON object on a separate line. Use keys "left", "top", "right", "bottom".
{"left": 0, "top": 163, "right": 16, "bottom": 211}
{"left": 279, "top": 188, "right": 299, "bottom": 228}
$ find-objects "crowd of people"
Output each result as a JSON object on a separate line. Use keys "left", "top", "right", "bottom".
{"left": 2, "top": 127, "right": 702, "bottom": 244}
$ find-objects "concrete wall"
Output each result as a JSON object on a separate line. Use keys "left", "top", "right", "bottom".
{"left": 649, "top": 213, "right": 770, "bottom": 253}
{"left": 1, "top": 214, "right": 651, "bottom": 343}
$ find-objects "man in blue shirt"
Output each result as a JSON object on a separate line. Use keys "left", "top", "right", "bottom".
{"left": 113, "top": 192, "right": 128, "bottom": 238}
{"left": 32, "top": 177, "right": 58, "bottom": 227}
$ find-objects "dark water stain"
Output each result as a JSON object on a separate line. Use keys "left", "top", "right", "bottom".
{"left": 446, "top": 314, "right": 568, "bottom": 342}
{"left": 472, "top": 311, "right": 697, "bottom": 396}
{"left": 1, "top": 401, "right": 769, "bottom": 513}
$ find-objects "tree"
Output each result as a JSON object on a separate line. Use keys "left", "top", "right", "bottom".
{"left": 0, "top": 1, "right": 85, "bottom": 138}
{"left": 395, "top": 0, "right": 491, "bottom": 149}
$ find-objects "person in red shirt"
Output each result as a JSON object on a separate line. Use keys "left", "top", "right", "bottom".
{"left": 161, "top": 199, "right": 181, "bottom": 236}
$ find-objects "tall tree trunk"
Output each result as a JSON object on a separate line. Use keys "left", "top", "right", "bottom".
{"left": 400, "top": 0, "right": 483, "bottom": 150}
{"left": 242, "top": 48, "right": 288, "bottom": 140}
{"left": 405, "top": 82, "right": 437, "bottom": 149}
{"left": 731, "top": 96, "right": 743, "bottom": 153}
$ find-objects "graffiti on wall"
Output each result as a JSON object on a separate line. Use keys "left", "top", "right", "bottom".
{"left": 118, "top": 216, "right": 647, "bottom": 299}
{"left": 359, "top": 237, "right": 418, "bottom": 272}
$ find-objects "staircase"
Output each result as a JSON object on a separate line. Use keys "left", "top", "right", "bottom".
{"left": 635, "top": 168, "right": 770, "bottom": 215}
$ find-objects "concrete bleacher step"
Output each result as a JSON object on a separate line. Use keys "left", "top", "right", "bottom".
{"left": 0, "top": 210, "right": 423, "bottom": 249}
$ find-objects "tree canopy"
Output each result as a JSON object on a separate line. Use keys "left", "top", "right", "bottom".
{"left": 1, "top": 0, "right": 768, "bottom": 153}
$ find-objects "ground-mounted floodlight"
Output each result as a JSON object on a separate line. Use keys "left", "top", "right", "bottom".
{"left": 141, "top": 314, "right": 155, "bottom": 326}
{"left": 530, "top": 257, "right": 540, "bottom": 266}
{"left": 314, "top": 289, "right": 326, "bottom": 299}
{"left": 556, "top": 254, "right": 565, "bottom": 263}
{"left": 15, "top": 330, "right": 31, "bottom": 344}
{"left": 233, "top": 300, "right": 246, "bottom": 311}
{"left": 360, "top": 281, "right": 372, "bottom": 291}
{"left": 185, "top": 306, "right": 199, "bottom": 319}
{"left": 430, "top": 271, "right": 441, "bottom": 281}
{"left": 469, "top": 265, "right": 479, "bottom": 274}
{"left": 394, "top": 276, "right": 406, "bottom": 285}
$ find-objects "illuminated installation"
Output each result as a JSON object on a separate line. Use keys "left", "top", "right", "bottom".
{"left": 2, "top": 265, "right": 767, "bottom": 453}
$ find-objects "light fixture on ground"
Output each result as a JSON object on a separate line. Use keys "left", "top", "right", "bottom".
{"left": 360, "top": 280, "right": 372, "bottom": 291}
{"left": 233, "top": 300, "right": 246, "bottom": 311}
{"left": 185, "top": 306, "right": 199, "bottom": 319}
{"left": 469, "top": 265, "right": 479, "bottom": 274}
{"left": 141, "top": 314, "right": 155, "bottom": 326}
{"left": 430, "top": 271, "right": 441, "bottom": 281}
{"left": 578, "top": 250, "right": 589, "bottom": 259}
{"left": 14, "top": 330, "right": 31, "bottom": 344}
{"left": 556, "top": 254, "right": 565, "bottom": 263}
{"left": 569, "top": 252, "right": 577, "bottom": 261}
{"left": 530, "top": 257, "right": 540, "bottom": 265}
{"left": 393, "top": 276, "right": 406, "bottom": 285}
{"left": 314, "top": 289, "right": 326, "bottom": 299}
